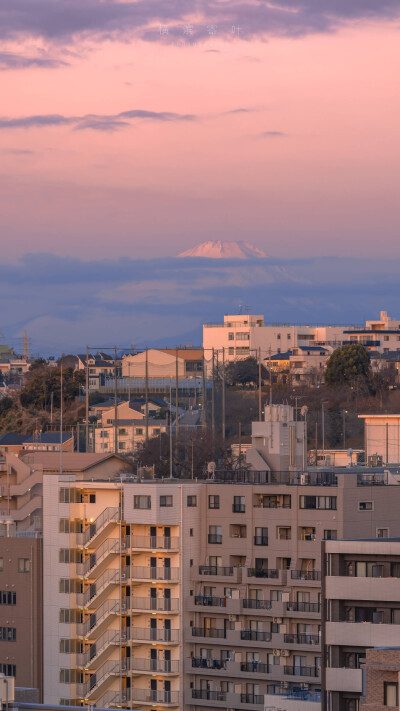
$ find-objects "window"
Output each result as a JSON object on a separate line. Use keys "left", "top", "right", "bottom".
{"left": 160, "top": 495, "right": 173, "bottom": 507}
{"left": 277, "top": 333, "right": 281, "bottom": 340}
{"left": 299, "top": 495, "right": 337, "bottom": 510}
{"left": 59, "top": 549, "right": 83, "bottom": 564}
{"left": 0, "top": 591, "right": 16, "bottom": 605}
{"left": 233, "top": 496, "right": 245, "bottom": 513}
{"left": 277, "top": 527, "right": 291, "bottom": 540}
{"left": 228, "top": 347, "right": 234, "bottom": 355}
{"left": 59, "top": 669, "right": 84, "bottom": 684}
{"left": 236, "top": 332, "right": 249, "bottom": 341}
{"left": 271, "top": 590, "right": 282, "bottom": 601}
{"left": 377, "top": 528, "right": 389, "bottom": 538}
{"left": 18, "top": 558, "right": 30, "bottom": 572}
{"left": 254, "top": 527, "right": 268, "bottom": 545}
{"left": 59, "top": 579, "right": 83, "bottom": 594}
{"left": 0, "top": 627, "right": 16, "bottom": 641}
{"left": 384, "top": 336, "right": 390, "bottom": 342}
{"left": 359, "top": 501, "right": 373, "bottom": 511}
{"left": 134, "top": 495, "right": 151, "bottom": 509}
{"left": 208, "top": 525, "right": 222, "bottom": 544}
{"left": 119, "top": 442, "right": 126, "bottom": 450}
{"left": 208, "top": 495, "right": 220, "bottom": 510}
{"left": 324, "top": 530, "right": 337, "bottom": 540}
{"left": 60, "top": 639, "right": 83, "bottom": 654}
{"left": 190, "top": 529, "right": 194, "bottom": 537}
{"left": 59, "top": 488, "right": 82, "bottom": 503}
{"left": 187, "top": 495, "right": 197, "bottom": 507}
{"left": 236, "top": 347, "right": 250, "bottom": 355}
{"left": 228, "top": 332, "right": 234, "bottom": 341}
{"left": 60, "top": 609, "right": 83, "bottom": 624}
{"left": 0, "top": 558, "right": 3, "bottom": 571}
{"left": 384, "top": 682, "right": 398, "bottom": 706}
{"left": 0, "top": 664, "right": 15, "bottom": 677}
{"left": 136, "top": 428, "right": 143, "bottom": 435}
{"left": 59, "top": 519, "right": 83, "bottom": 534}
{"left": 89, "top": 493, "right": 96, "bottom": 503}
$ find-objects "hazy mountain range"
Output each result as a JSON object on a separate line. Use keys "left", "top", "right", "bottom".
{"left": 1, "top": 252, "right": 399, "bottom": 354}
{"left": 178, "top": 241, "right": 267, "bottom": 259}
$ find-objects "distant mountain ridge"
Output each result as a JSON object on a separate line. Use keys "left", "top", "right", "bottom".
{"left": 178, "top": 240, "right": 267, "bottom": 259}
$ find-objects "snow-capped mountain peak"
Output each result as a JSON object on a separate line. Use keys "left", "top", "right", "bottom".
{"left": 178, "top": 240, "right": 267, "bottom": 259}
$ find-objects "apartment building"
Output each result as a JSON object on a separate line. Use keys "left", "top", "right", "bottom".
{"left": 203, "top": 315, "right": 346, "bottom": 364}
{"left": 268, "top": 347, "right": 330, "bottom": 386}
{"left": 121, "top": 349, "right": 204, "bottom": 380}
{"left": 322, "top": 538, "right": 400, "bottom": 711}
{"left": 344, "top": 311, "right": 400, "bottom": 353}
{"left": 89, "top": 418, "right": 167, "bottom": 454}
{"left": 358, "top": 414, "right": 400, "bottom": 465}
{"left": 40, "top": 459, "right": 400, "bottom": 711}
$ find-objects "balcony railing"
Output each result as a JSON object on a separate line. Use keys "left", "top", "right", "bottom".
{"left": 241, "top": 661, "right": 271, "bottom": 673}
{"left": 284, "top": 665, "right": 320, "bottom": 677}
{"left": 192, "top": 689, "right": 226, "bottom": 701}
{"left": 199, "top": 565, "right": 233, "bottom": 576}
{"left": 130, "top": 627, "right": 179, "bottom": 642}
{"left": 286, "top": 601, "right": 320, "bottom": 613}
{"left": 291, "top": 570, "right": 321, "bottom": 581}
{"left": 233, "top": 503, "right": 246, "bottom": 513}
{"left": 241, "top": 693, "right": 264, "bottom": 704}
{"left": 131, "top": 596, "right": 179, "bottom": 612}
{"left": 248, "top": 568, "right": 278, "bottom": 579}
{"left": 78, "top": 506, "right": 119, "bottom": 546}
{"left": 254, "top": 501, "right": 291, "bottom": 509}
{"left": 192, "top": 627, "right": 226, "bottom": 639}
{"left": 131, "top": 535, "right": 179, "bottom": 549}
{"left": 241, "top": 630, "right": 272, "bottom": 642}
{"left": 242, "top": 598, "right": 272, "bottom": 610}
{"left": 131, "top": 566, "right": 179, "bottom": 581}
{"left": 195, "top": 595, "right": 226, "bottom": 607}
{"left": 191, "top": 657, "right": 226, "bottom": 670}
{"left": 284, "top": 633, "right": 320, "bottom": 645}
{"left": 208, "top": 534, "right": 223, "bottom": 544}
{"left": 254, "top": 536, "right": 268, "bottom": 546}
{"left": 131, "top": 658, "right": 179, "bottom": 673}
{"left": 130, "top": 688, "right": 179, "bottom": 704}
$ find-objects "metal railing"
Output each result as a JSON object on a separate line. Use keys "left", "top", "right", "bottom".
{"left": 77, "top": 538, "right": 119, "bottom": 576}
{"left": 242, "top": 598, "right": 272, "bottom": 610}
{"left": 284, "top": 665, "right": 320, "bottom": 677}
{"left": 291, "top": 570, "right": 321, "bottom": 581}
{"left": 78, "top": 506, "right": 119, "bottom": 546}
{"left": 199, "top": 565, "right": 233, "bottom": 576}
{"left": 131, "top": 566, "right": 179, "bottom": 581}
{"left": 191, "top": 657, "right": 226, "bottom": 670}
{"left": 130, "top": 688, "right": 179, "bottom": 704}
{"left": 241, "top": 693, "right": 264, "bottom": 704}
{"left": 248, "top": 568, "right": 278, "bottom": 579}
{"left": 131, "top": 535, "right": 179, "bottom": 549}
{"left": 130, "top": 627, "right": 179, "bottom": 642}
{"left": 192, "top": 627, "right": 226, "bottom": 639}
{"left": 195, "top": 595, "right": 226, "bottom": 607}
{"left": 192, "top": 689, "right": 226, "bottom": 701}
{"left": 241, "top": 661, "right": 271, "bottom": 673}
{"left": 131, "top": 596, "right": 179, "bottom": 612}
{"left": 286, "top": 601, "right": 320, "bottom": 613}
{"left": 284, "top": 633, "right": 320, "bottom": 645}
{"left": 240, "top": 630, "right": 272, "bottom": 642}
{"left": 130, "top": 657, "right": 179, "bottom": 673}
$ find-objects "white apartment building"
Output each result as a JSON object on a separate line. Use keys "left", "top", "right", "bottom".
{"left": 358, "top": 413, "right": 400, "bottom": 465}
{"left": 41, "top": 459, "right": 400, "bottom": 711}
{"left": 203, "top": 311, "right": 400, "bottom": 364}
{"left": 322, "top": 538, "right": 400, "bottom": 711}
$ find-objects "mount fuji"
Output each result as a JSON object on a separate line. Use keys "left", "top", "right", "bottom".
{"left": 177, "top": 240, "right": 267, "bottom": 259}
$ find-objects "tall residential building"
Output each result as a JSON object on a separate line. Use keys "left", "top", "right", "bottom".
{"left": 42, "top": 463, "right": 400, "bottom": 710}
{"left": 322, "top": 538, "right": 400, "bottom": 711}
{"left": 360, "top": 647, "right": 400, "bottom": 711}
{"left": 344, "top": 311, "right": 400, "bottom": 352}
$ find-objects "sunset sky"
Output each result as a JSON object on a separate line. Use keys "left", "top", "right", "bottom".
{"left": 1, "top": 0, "right": 400, "bottom": 261}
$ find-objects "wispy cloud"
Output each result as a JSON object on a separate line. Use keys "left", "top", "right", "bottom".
{"left": 0, "top": 109, "right": 197, "bottom": 132}
{"left": 258, "top": 130, "right": 287, "bottom": 138}
{"left": 0, "top": 51, "right": 68, "bottom": 70}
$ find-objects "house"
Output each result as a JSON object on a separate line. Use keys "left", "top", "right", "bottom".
{"left": 121, "top": 348, "right": 204, "bottom": 379}
{"left": 77, "top": 352, "right": 119, "bottom": 390}
{"left": 267, "top": 346, "right": 330, "bottom": 385}
{"left": 22, "top": 432, "right": 74, "bottom": 452}
{"left": 89, "top": 418, "right": 167, "bottom": 454}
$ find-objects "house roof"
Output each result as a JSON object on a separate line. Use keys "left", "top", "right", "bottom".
{"left": 20, "top": 452, "right": 126, "bottom": 471}
{"left": 159, "top": 348, "right": 203, "bottom": 361}
{"left": 23, "top": 432, "right": 73, "bottom": 444}
{"left": 0, "top": 433, "right": 26, "bottom": 446}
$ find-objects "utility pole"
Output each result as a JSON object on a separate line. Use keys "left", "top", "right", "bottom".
{"left": 211, "top": 348, "right": 215, "bottom": 435}
{"left": 50, "top": 391, "right": 54, "bottom": 425}
{"left": 269, "top": 347, "right": 272, "bottom": 405}
{"left": 222, "top": 347, "right": 226, "bottom": 441}
{"left": 343, "top": 410, "right": 347, "bottom": 449}
{"left": 114, "top": 346, "right": 118, "bottom": 454}
{"left": 175, "top": 348, "right": 179, "bottom": 443}
{"left": 169, "top": 382, "right": 173, "bottom": 479}
{"left": 201, "top": 349, "right": 206, "bottom": 431}
{"left": 145, "top": 347, "right": 149, "bottom": 444}
{"left": 315, "top": 422, "right": 318, "bottom": 466}
{"left": 258, "top": 347, "right": 262, "bottom": 421}
{"left": 85, "top": 346, "right": 89, "bottom": 452}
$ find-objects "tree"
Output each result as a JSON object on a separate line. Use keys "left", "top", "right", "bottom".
{"left": 225, "top": 357, "right": 268, "bottom": 387}
{"left": 325, "top": 344, "right": 371, "bottom": 388}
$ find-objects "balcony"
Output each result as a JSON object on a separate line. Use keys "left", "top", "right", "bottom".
{"left": 192, "top": 627, "right": 226, "bottom": 639}
{"left": 192, "top": 689, "right": 226, "bottom": 702}
{"left": 195, "top": 595, "right": 227, "bottom": 608}
{"left": 130, "top": 658, "right": 179, "bottom": 674}
{"left": 248, "top": 567, "right": 279, "bottom": 579}
{"left": 241, "top": 661, "right": 271, "bottom": 674}
{"left": 291, "top": 570, "right": 321, "bottom": 582}
{"left": 325, "top": 668, "right": 363, "bottom": 693}
{"left": 241, "top": 629, "right": 272, "bottom": 642}
{"left": 242, "top": 598, "right": 272, "bottom": 611}
{"left": 284, "top": 633, "right": 320, "bottom": 646}
{"left": 233, "top": 503, "right": 246, "bottom": 513}
{"left": 130, "top": 627, "right": 179, "bottom": 643}
{"left": 208, "top": 534, "right": 222, "bottom": 544}
{"left": 130, "top": 535, "right": 179, "bottom": 550}
{"left": 286, "top": 601, "right": 320, "bottom": 614}
{"left": 130, "top": 565, "right": 179, "bottom": 581}
{"left": 284, "top": 665, "right": 320, "bottom": 678}
{"left": 131, "top": 596, "right": 179, "bottom": 612}
{"left": 130, "top": 688, "right": 179, "bottom": 705}
{"left": 190, "top": 657, "right": 226, "bottom": 670}
{"left": 254, "top": 536, "right": 269, "bottom": 546}
{"left": 241, "top": 693, "right": 265, "bottom": 705}
{"left": 325, "top": 621, "right": 400, "bottom": 647}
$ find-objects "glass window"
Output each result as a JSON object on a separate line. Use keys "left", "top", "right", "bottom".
{"left": 18, "top": 558, "right": 30, "bottom": 572}
{"left": 0, "top": 558, "right": 3, "bottom": 571}
{"left": 160, "top": 495, "right": 173, "bottom": 507}
{"left": 134, "top": 495, "right": 151, "bottom": 509}
{"left": 359, "top": 501, "right": 373, "bottom": 511}
{"left": 324, "top": 530, "right": 337, "bottom": 540}
{"left": 187, "top": 495, "right": 197, "bottom": 507}
{"left": 208, "top": 495, "right": 220, "bottom": 509}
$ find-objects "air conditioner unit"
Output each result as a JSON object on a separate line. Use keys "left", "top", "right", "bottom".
{"left": 273, "top": 649, "right": 281, "bottom": 656}
{"left": 121, "top": 662, "right": 128, "bottom": 671}
{"left": 280, "top": 650, "right": 290, "bottom": 657}
{"left": 273, "top": 617, "right": 283, "bottom": 624}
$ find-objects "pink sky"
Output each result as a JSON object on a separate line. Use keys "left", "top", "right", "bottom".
{"left": 1, "top": 12, "right": 400, "bottom": 259}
